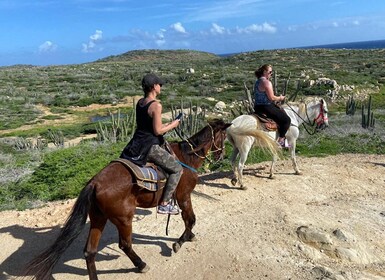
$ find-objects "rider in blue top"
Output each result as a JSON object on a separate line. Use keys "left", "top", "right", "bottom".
{"left": 253, "top": 64, "right": 291, "bottom": 148}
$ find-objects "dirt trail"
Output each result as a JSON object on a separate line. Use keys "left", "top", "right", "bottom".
{"left": 1, "top": 154, "right": 385, "bottom": 280}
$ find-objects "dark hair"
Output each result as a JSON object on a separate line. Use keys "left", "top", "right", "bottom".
{"left": 254, "top": 64, "right": 272, "bottom": 78}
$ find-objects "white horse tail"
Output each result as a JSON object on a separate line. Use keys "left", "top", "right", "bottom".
{"left": 228, "top": 124, "right": 281, "bottom": 158}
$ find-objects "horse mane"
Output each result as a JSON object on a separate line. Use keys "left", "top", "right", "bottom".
{"left": 285, "top": 97, "right": 323, "bottom": 116}
{"left": 178, "top": 119, "right": 226, "bottom": 155}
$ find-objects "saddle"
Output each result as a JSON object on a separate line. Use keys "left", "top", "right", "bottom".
{"left": 251, "top": 113, "right": 278, "bottom": 131}
{"left": 112, "top": 158, "right": 167, "bottom": 191}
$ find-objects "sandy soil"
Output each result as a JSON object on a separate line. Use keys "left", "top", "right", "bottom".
{"left": 1, "top": 154, "right": 385, "bottom": 280}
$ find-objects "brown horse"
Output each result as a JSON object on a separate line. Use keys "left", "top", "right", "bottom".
{"left": 22, "top": 119, "right": 232, "bottom": 280}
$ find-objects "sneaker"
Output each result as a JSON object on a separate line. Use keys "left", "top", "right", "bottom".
{"left": 278, "top": 138, "right": 291, "bottom": 149}
{"left": 157, "top": 203, "right": 180, "bottom": 215}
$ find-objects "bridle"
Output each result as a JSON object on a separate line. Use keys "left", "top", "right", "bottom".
{"left": 286, "top": 100, "right": 328, "bottom": 135}
{"left": 185, "top": 124, "right": 226, "bottom": 163}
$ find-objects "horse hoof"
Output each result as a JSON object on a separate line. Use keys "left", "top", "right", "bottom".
{"left": 240, "top": 185, "right": 247, "bottom": 190}
{"left": 190, "top": 235, "right": 197, "bottom": 242}
{"left": 173, "top": 242, "right": 181, "bottom": 253}
{"left": 268, "top": 175, "right": 274, "bottom": 179}
{"left": 295, "top": 171, "right": 302, "bottom": 175}
{"left": 138, "top": 263, "right": 149, "bottom": 273}
{"left": 231, "top": 178, "right": 237, "bottom": 186}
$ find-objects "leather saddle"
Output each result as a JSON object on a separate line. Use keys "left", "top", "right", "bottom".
{"left": 112, "top": 158, "right": 167, "bottom": 191}
{"left": 251, "top": 113, "right": 278, "bottom": 131}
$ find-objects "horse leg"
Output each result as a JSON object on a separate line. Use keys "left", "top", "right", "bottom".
{"left": 173, "top": 196, "right": 196, "bottom": 253}
{"left": 84, "top": 212, "right": 108, "bottom": 280}
{"left": 116, "top": 216, "right": 149, "bottom": 273}
{"left": 229, "top": 146, "right": 239, "bottom": 186}
{"left": 289, "top": 141, "right": 301, "bottom": 175}
{"left": 269, "top": 155, "right": 277, "bottom": 179}
{"left": 237, "top": 140, "right": 253, "bottom": 189}
{"left": 287, "top": 129, "right": 301, "bottom": 175}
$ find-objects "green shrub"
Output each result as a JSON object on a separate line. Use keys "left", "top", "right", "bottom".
{"left": 13, "top": 142, "right": 125, "bottom": 202}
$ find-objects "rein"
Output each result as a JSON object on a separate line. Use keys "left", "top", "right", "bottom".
{"left": 285, "top": 102, "right": 325, "bottom": 135}
{"left": 184, "top": 124, "right": 225, "bottom": 164}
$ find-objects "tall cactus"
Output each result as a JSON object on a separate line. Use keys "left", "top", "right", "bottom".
{"left": 171, "top": 100, "right": 206, "bottom": 140}
{"left": 346, "top": 95, "right": 356, "bottom": 115}
{"left": 96, "top": 109, "right": 135, "bottom": 142}
{"left": 361, "top": 95, "right": 375, "bottom": 129}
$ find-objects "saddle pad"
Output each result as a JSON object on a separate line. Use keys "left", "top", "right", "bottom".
{"left": 112, "top": 158, "right": 166, "bottom": 191}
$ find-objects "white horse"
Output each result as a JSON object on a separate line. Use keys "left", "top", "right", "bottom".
{"left": 226, "top": 97, "right": 329, "bottom": 188}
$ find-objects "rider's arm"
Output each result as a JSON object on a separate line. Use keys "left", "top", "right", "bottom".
{"left": 149, "top": 101, "right": 180, "bottom": 136}
{"left": 263, "top": 80, "right": 285, "bottom": 102}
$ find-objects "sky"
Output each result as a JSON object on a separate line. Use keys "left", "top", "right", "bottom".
{"left": 1, "top": 0, "right": 385, "bottom": 66}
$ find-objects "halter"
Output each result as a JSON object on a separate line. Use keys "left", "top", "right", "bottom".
{"left": 286, "top": 100, "right": 328, "bottom": 135}
{"left": 314, "top": 101, "right": 328, "bottom": 126}
{"left": 185, "top": 124, "right": 225, "bottom": 163}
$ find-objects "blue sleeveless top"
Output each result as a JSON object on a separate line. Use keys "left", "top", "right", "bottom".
{"left": 254, "top": 78, "right": 272, "bottom": 105}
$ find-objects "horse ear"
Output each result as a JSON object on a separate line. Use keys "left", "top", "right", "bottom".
{"left": 224, "top": 123, "right": 232, "bottom": 130}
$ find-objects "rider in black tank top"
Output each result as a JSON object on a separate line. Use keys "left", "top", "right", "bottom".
{"left": 120, "top": 99, "right": 164, "bottom": 166}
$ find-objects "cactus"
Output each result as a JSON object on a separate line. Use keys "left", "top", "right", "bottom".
{"left": 171, "top": 100, "right": 206, "bottom": 140}
{"left": 361, "top": 95, "right": 375, "bottom": 129}
{"left": 346, "top": 95, "right": 356, "bottom": 115}
{"left": 47, "top": 129, "right": 64, "bottom": 147}
{"left": 96, "top": 109, "right": 135, "bottom": 143}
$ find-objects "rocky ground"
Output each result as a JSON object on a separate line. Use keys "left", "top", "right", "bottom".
{"left": 1, "top": 154, "right": 385, "bottom": 280}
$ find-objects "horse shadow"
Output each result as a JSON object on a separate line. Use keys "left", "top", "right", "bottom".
{"left": 369, "top": 161, "right": 385, "bottom": 168}
{"left": 197, "top": 171, "right": 233, "bottom": 190}
{"left": 0, "top": 209, "right": 176, "bottom": 279}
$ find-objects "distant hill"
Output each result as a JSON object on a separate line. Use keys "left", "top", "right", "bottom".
{"left": 96, "top": 49, "right": 219, "bottom": 63}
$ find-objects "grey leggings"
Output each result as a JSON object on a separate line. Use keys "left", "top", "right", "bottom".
{"left": 147, "top": 144, "right": 183, "bottom": 202}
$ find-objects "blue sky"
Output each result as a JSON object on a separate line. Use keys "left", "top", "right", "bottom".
{"left": 1, "top": 0, "right": 385, "bottom": 66}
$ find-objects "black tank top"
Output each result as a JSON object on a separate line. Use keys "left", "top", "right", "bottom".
{"left": 120, "top": 98, "right": 164, "bottom": 165}
{"left": 136, "top": 99, "right": 157, "bottom": 134}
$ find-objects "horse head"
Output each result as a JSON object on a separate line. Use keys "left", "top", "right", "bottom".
{"left": 208, "top": 119, "right": 232, "bottom": 161}
{"left": 315, "top": 98, "right": 329, "bottom": 130}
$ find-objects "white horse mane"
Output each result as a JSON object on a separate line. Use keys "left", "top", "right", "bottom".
{"left": 284, "top": 97, "right": 323, "bottom": 117}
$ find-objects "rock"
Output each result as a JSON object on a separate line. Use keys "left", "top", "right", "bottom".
{"left": 214, "top": 101, "right": 226, "bottom": 112}
{"left": 297, "top": 226, "right": 333, "bottom": 246}
{"left": 333, "top": 228, "right": 348, "bottom": 241}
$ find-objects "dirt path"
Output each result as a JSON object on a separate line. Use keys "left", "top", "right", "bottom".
{"left": 1, "top": 154, "right": 385, "bottom": 280}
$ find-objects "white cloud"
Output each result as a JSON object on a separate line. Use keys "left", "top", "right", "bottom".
{"left": 156, "top": 29, "right": 166, "bottom": 46}
{"left": 210, "top": 23, "right": 226, "bottom": 34}
{"left": 38, "top": 41, "right": 57, "bottom": 53}
{"left": 170, "top": 22, "right": 186, "bottom": 33}
{"left": 82, "top": 30, "right": 103, "bottom": 53}
{"left": 90, "top": 30, "right": 103, "bottom": 41}
{"left": 236, "top": 22, "right": 277, "bottom": 34}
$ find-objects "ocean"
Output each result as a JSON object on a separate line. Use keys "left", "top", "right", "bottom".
{"left": 300, "top": 39, "right": 385, "bottom": 50}
{"left": 219, "top": 39, "right": 385, "bottom": 57}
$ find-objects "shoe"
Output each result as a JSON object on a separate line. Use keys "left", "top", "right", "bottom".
{"left": 278, "top": 138, "right": 291, "bottom": 149}
{"left": 157, "top": 203, "right": 180, "bottom": 215}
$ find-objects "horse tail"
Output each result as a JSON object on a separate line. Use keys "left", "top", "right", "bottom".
{"left": 22, "top": 183, "right": 94, "bottom": 280}
{"left": 228, "top": 123, "right": 281, "bottom": 158}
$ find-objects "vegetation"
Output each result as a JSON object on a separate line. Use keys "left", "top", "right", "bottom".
{"left": 0, "top": 48, "right": 385, "bottom": 211}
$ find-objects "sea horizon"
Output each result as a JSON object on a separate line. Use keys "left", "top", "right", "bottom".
{"left": 219, "top": 38, "right": 385, "bottom": 57}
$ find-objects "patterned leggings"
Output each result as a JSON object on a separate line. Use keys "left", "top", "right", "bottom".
{"left": 147, "top": 144, "right": 183, "bottom": 202}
